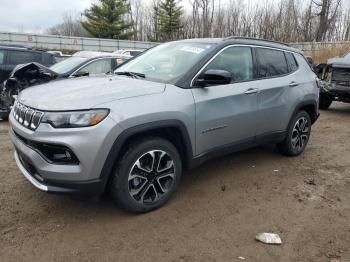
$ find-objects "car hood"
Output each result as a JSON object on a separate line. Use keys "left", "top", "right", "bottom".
{"left": 18, "top": 76, "right": 166, "bottom": 111}
{"left": 327, "top": 58, "right": 350, "bottom": 68}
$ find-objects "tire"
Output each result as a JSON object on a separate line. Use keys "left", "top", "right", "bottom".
{"left": 277, "top": 110, "right": 311, "bottom": 156}
{"left": 0, "top": 112, "right": 9, "bottom": 120}
{"left": 319, "top": 94, "right": 332, "bottom": 110}
{"left": 110, "top": 137, "right": 182, "bottom": 213}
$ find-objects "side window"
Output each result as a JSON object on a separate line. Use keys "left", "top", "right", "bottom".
{"left": 255, "top": 48, "right": 288, "bottom": 78}
{"left": 0, "top": 50, "right": 5, "bottom": 64}
{"left": 8, "top": 51, "right": 40, "bottom": 64}
{"left": 78, "top": 59, "right": 112, "bottom": 75}
{"left": 130, "top": 51, "right": 141, "bottom": 57}
{"left": 285, "top": 52, "right": 298, "bottom": 72}
{"left": 204, "top": 46, "right": 253, "bottom": 83}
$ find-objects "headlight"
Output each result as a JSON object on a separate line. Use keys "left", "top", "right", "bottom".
{"left": 41, "top": 109, "right": 109, "bottom": 128}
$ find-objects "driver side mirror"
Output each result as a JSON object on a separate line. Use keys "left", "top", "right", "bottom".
{"left": 194, "top": 69, "right": 231, "bottom": 87}
{"left": 73, "top": 70, "right": 89, "bottom": 78}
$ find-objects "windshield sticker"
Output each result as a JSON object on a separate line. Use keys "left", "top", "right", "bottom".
{"left": 180, "top": 46, "right": 205, "bottom": 54}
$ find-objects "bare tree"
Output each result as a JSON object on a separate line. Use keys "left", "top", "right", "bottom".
{"left": 46, "top": 13, "right": 87, "bottom": 37}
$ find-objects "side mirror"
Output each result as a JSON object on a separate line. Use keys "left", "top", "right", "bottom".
{"left": 195, "top": 69, "right": 231, "bottom": 87}
{"left": 73, "top": 70, "right": 89, "bottom": 77}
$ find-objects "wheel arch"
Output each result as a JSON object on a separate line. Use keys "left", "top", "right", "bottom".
{"left": 292, "top": 100, "right": 319, "bottom": 125}
{"left": 98, "top": 120, "right": 194, "bottom": 191}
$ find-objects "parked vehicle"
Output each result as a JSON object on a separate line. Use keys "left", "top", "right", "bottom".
{"left": 315, "top": 51, "right": 350, "bottom": 109}
{"left": 0, "top": 51, "right": 131, "bottom": 119}
{"left": 47, "top": 51, "right": 72, "bottom": 63}
{"left": 114, "top": 49, "right": 143, "bottom": 57}
{"left": 0, "top": 45, "right": 56, "bottom": 83}
{"left": 9, "top": 37, "right": 319, "bottom": 212}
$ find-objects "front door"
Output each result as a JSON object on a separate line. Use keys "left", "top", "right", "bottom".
{"left": 191, "top": 46, "right": 259, "bottom": 156}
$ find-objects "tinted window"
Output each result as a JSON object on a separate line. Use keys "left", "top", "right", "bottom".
{"left": 130, "top": 51, "right": 142, "bottom": 57}
{"left": 0, "top": 50, "right": 5, "bottom": 64}
{"left": 42, "top": 53, "right": 55, "bottom": 66}
{"left": 79, "top": 59, "right": 112, "bottom": 75}
{"left": 204, "top": 46, "right": 253, "bottom": 83}
{"left": 285, "top": 52, "right": 298, "bottom": 72}
{"left": 256, "top": 48, "right": 288, "bottom": 78}
{"left": 8, "top": 51, "right": 41, "bottom": 65}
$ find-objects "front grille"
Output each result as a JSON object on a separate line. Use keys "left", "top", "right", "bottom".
{"left": 13, "top": 101, "right": 43, "bottom": 130}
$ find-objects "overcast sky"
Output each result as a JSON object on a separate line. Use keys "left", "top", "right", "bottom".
{"left": 0, "top": 0, "right": 94, "bottom": 33}
{"left": 0, "top": 0, "right": 280, "bottom": 34}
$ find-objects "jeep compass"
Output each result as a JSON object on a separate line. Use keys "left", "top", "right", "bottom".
{"left": 9, "top": 37, "right": 319, "bottom": 212}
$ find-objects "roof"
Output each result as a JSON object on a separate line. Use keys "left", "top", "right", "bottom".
{"left": 176, "top": 37, "right": 302, "bottom": 54}
{"left": 0, "top": 44, "right": 46, "bottom": 52}
{"left": 72, "top": 51, "right": 132, "bottom": 59}
{"left": 327, "top": 58, "right": 350, "bottom": 68}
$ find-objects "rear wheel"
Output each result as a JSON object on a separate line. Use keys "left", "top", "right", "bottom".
{"left": 319, "top": 93, "right": 333, "bottom": 110}
{"left": 277, "top": 110, "right": 311, "bottom": 156}
{"left": 110, "top": 137, "right": 182, "bottom": 213}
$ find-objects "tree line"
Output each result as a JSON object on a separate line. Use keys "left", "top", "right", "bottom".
{"left": 46, "top": 0, "right": 350, "bottom": 43}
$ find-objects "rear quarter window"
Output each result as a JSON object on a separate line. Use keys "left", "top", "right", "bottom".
{"left": 255, "top": 48, "right": 289, "bottom": 78}
{"left": 8, "top": 50, "right": 41, "bottom": 65}
{"left": 285, "top": 52, "right": 298, "bottom": 72}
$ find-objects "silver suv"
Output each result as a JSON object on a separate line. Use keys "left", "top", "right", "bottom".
{"left": 9, "top": 37, "right": 319, "bottom": 213}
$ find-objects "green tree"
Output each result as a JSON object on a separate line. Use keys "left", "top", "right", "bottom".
{"left": 82, "top": 0, "right": 134, "bottom": 39}
{"left": 156, "top": 0, "right": 183, "bottom": 41}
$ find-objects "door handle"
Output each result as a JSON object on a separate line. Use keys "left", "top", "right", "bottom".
{"left": 289, "top": 82, "right": 299, "bottom": 87}
{"left": 244, "top": 88, "right": 259, "bottom": 94}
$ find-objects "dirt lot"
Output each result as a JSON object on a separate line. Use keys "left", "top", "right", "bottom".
{"left": 1, "top": 103, "right": 350, "bottom": 262}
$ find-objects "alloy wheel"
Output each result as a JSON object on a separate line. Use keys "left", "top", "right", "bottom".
{"left": 291, "top": 117, "right": 309, "bottom": 152}
{"left": 128, "top": 150, "right": 175, "bottom": 204}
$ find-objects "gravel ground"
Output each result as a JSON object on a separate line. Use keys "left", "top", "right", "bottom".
{"left": 1, "top": 103, "right": 350, "bottom": 262}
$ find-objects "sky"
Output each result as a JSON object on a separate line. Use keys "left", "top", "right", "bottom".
{"left": 0, "top": 0, "right": 281, "bottom": 34}
{"left": 0, "top": 0, "right": 94, "bottom": 33}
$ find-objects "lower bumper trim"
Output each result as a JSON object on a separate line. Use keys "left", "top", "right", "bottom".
{"left": 14, "top": 151, "right": 48, "bottom": 191}
{"left": 14, "top": 151, "right": 105, "bottom": 195}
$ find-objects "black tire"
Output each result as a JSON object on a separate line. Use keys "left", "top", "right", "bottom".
{"left": 0, "top": 113, "right": 9, "bottom": 121}
{"left": 277, "top": 110, "right": 311, "bottom": 156}
{"left": 110, "top": 137, "right": 182, "bottom": 213}
{"left": 319, "top": 94, "right": 332, "bottom": 110}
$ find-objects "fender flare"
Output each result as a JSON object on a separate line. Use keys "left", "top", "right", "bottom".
{"left": 98, "top": 119, "right": 194, "bottom": 187}
{"left": 291, "top": 99, "right": 319, "bottom": 125}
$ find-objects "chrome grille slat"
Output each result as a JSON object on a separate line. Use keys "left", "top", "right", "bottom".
{"left": 13, "top": 101, "right": 43, "bottom": 130}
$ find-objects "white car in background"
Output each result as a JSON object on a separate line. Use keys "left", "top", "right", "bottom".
{"left": 113, "top": 49, "right": 143, "bottom": 57}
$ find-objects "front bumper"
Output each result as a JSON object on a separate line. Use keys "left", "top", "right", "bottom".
{"left": 321, "top": 83, "right": 350, "bottom": 102}
{"left": 9, "top": 111, "right": 123, "bottom": 195}
{"left": 14, "top": 150, "right": 104, "bottom": 194}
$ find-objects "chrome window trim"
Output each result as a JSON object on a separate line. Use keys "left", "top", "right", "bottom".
{"left": 190, "top": 44, "right": 300, "bottom": 87}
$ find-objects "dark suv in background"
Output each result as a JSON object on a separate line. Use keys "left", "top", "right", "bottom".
{"left": 0, "top": 45, "right": 56, "bottom": 83}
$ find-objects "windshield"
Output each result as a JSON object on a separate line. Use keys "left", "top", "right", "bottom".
{"left": 345, "top": 51, "right": 350, "bottom": 59}
{"left": 115, "top": 42, "right": 216, "bottom": 83}
{"left": 50, "top": 56, "right": 88, "bottom": 74}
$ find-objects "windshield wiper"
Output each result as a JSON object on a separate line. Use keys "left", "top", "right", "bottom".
{"left": 115, "top": 71, "right": 145, "bottom": 79}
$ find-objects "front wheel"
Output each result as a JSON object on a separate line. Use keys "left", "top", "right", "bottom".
{"left": 277, "top": 110, "right": 311, "bottom": 156}
{"left": 110, "top": 137, "right": 182, "bottom": 213}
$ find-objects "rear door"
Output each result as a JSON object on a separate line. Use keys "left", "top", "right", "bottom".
{"left": 254, "top": 47, "right": 298, "bottom": 136}
{"left": 191, "top": 46, "right": 259, "bottom": 155}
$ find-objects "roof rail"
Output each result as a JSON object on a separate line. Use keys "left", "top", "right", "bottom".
{"left": 0, "top": 44, "right": 47, "bottom": 52}
{"left": 0, "top": 44, "right": 29, "bottom": 49}
{"left": 223, "top": 36, "right": 290, "bottom": 47}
